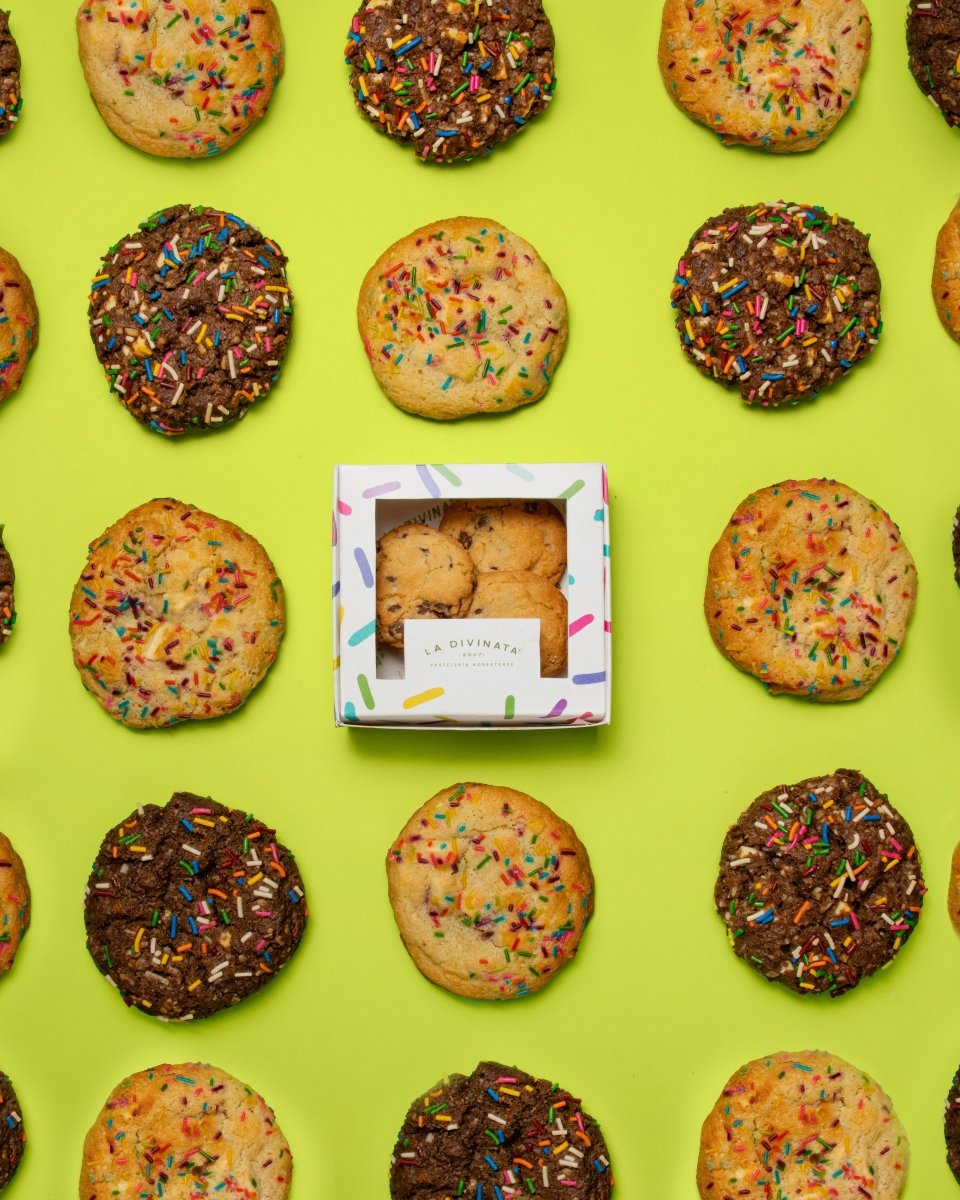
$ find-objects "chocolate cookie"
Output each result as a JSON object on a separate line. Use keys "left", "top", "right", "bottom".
{"left": 76, "top": 0, "right": 284, "bottom": 158}
{"left": 376, "top": 523, "right": 476, "bottom": 648}
{"left": 954, "top": 505, "right": 960, "bottom": 586}
{"left": 907, "top": 0, "right": 960, "bottom": 127}
{"left": 949, "top": 842, "right": 960, "bottom": 935}
{"left": 439, "top": 499, "right": 567, "bottom": 583}
{"left": 468, "top": 570, "right": 567, "bottom": 677}
{"left": 345, "top": 0, "right": 556, "bottom": 163}
{"left": 84, "top": 791, "right": 307, "bottom": 1021}
{"left": 699, "top": 1050, "right": 909, "bottom": 1200}
{"left": 0, "top": 528, "right": 12, "bottom": 650}
{"left": 715, "top": 770, "right": 924, "bottom": 996}
{"left": 946, "top": 1064, "right": 960, "bottom": 1184}
{"left": 705, "top": 479, "right": 917, "bottom": 701}
{"left": 391, "top": 1061, "right": 613, "bottom": 1198}
{"left": 0, "top": 1071, "right": 24, "bottom": 1191}
{"left": 88, "top": 205, "right": 294, "bottom": 436}
{"left": 671, "top": 201, "right": 881, "bottom": 406}
{"left": 81, "top": 1062, "right": 292, "bottom": 1199}
{"left": 358, "top": 217, "right": 567, "bottom": 419}
{"left": 0, "top": 12, "right": 21, "bottom": 138}
{"left": 0, "top": 247, "right": 38, "bottom": 406}
{"left": 387, "top": 782, "right": 593, "bottom": 1000}
{"left": 0, "top": 832, "right": 28, "bottom": 976}
{"left": 659, "top": 0, "right": 871, "bottom": 153}
{"left": 69, "top": 498, "right": 285, "bottom": 728}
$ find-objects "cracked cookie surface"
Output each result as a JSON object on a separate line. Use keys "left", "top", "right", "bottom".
{"left": 376, "top": 523, "right": 476, "bottom": 647}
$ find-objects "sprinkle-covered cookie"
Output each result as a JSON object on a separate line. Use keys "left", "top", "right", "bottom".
{"left": 81, "top": 1062, "right": 292, "bottom": 1199}
{"left": 88, "top": 205, "right": 293, "bottom": 436}
{"left": 946, "top": 1063, "right": 960, "bottom": 1184}
{"left": 76, "top": 0, "right": 284, "bottom": 158}
{"left": 69, "top": 498, "right": 285, "bottom": 728}
{"left": 0, "top": 528, "right": 13, "bottom": 650}
{"left": 0, "top": 12, "right": 21, "bottom": 138}
{"left": 704, "top": 478, "right": 916, "bottom": 701}
{"left": 0, "top": 247, "right": 38, "bottom": 407}
{"left": 714, "top": 770, "right": 924, "bottom": 996}
{"left": 658, "top": 0, "right": 871, "bottom": 152}
{"left": 391, "top": 1061, "right": 613, "bottom": 1198}
{"left": 345, "top": 0, "right": 556, "bottom": 163}
{"left": 907, "top": 0, "right": 960, "bottom": 128}
{"left": 358, "top": 217, "right": 567, "bottom": 420}
{"left": 376, "top": 522, "right": 476, "bottom": 647}
{"left": 671, "top": 201, "right": 881, "bottom": 406}
{"left": 698, "top": 1050, "right": 909, "bottom": 1200}
{"left": 0, "top": 833, "right": 28, "bottom": 978}
{"left": 84, "top": 791, "right": 306, "bottom": 1021}
{"left": 439, "top": 499, "right": 567, "bottom": 584}
{"left": 0, "top": 1071, "right": 24, "bottom": 1191}
{"left": 933, "top": 200, "right": 960, "bottom": 341}
{"left": 387, "top": 782, "right": 593, "bottom": 1000}
{"left": 468, "top": 570, "right": 567, "bottom": 677}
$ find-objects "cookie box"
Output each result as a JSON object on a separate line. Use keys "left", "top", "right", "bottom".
{"left": 333, "top": 463, "right": 611, "bottom": 728}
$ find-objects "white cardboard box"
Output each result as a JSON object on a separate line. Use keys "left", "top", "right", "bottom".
{"left": 333, "top": 463, "right": 611, "bottom": 728}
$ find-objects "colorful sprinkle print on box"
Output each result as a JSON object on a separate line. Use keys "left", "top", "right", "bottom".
{"left": 345, "top": 0, "right": 556, "bottom": 162}
{"left": 391, "top": 1061, "right": 613, "bottom": 1198}
{"left": 88, "top": 204, "right": 294, "bottom": 436}
{"left": 387, "top": 782, "right": 593, "bottom": 1000}
{"left": 698, "top": 1050, "right": 909, "bottom": 1200}
{"left": 658, "top": 0, "right": 871, "bottom": 152}
{"left": 84, "top": 791, "right": 307, "bottom": 1021}
{"left": 80, "top": 1062, "right": 292, "bottom": 1199}
{"left": 714, "top": 769, "right": 924, "bottom": 996}
{"left": 76, "top": 0, "right": 284, "bottom": 158}
{"left": 69, "top": 498, "right": 285, "bottom": 728}
{"left": 671, "top": 201, "right": 880, "bottom": 407}
{"left": 704, "top": 478, "right": 916, "bottom": 701}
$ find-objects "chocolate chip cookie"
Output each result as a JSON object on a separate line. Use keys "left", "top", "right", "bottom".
{"left": 376, "top": 523, "right": 476, "bottom": 647}
{"left": 88, "top": 205, "right": 293, "bottom": 435}
{"left": 439, "top": 499, "right": 566, "bottom": 583}
{"left": 468, "top": 570, "right": 567, "bottom": 676}
{"left": 672, "top": 201, "right": 881, "bottom": 406}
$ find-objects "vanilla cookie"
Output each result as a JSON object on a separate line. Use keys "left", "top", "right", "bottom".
{"left": 705, "top": 479, "right": 916, "bottom": 701}
{"left": 69, "top": 498, "right": 284, "bottom": 728}
{"left": 468, "top": 570, "right": 567, "bottom": 677}
{"left": 80, "top": 1062, "right": 292, "bottom": 1199}
{"left": 376, "top": 523, "right": 476, "bottom": 648}
{"left": 0, "top": 833, "right": 28, "bottom": 978}
{"left": 0, "top": 12, "right": 22, "bottom": 138}
{"left": 0, "top": 247, "right": 38, "bottom": 407}
{"left": 345, "top": 0, "right": 556, "bottom": 163}
{"left": 358, "top": 217, "right": 567, "bottom": 420}
{"left": 439, "top": 499, "right": 566, "bottom": 584}
{"left": 659, "top": 0, "right": 871, "bottom": 152}
{"left": 698, "top": 1050, "right": 909, "bottom": 1200}
{"left": 76, "top": 0, "right": 284, "bottom": 158}
{"left": 387, "top": 782, "right": 593, "bottom": 1000}
{"left": 932, "top": 200, "right": 960, "bottom": 340}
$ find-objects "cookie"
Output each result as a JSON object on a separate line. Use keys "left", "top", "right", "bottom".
{"left": 387, "top": 782, "right": 593, "bottom": 1000}
{"left": 391, "top": 1060, "right": 613, "bottom": 1198}
{"left": 0, "top": 528, "right": 13, "bottom": 650}
{"left": 468, "top": 570, "right": 567, "bottom": 677}
{"left": 658, "top": 0, "right": 871, "bottom": 153}
{"left": 76, "top": 0, "right": 284, "bottom": 158}
{"left": 358, "top": 217, "right": 567, "bottom": 420}
{"left": 376, "top": 523, "right": 476, "bottom": 648}
{"left": 84, "top": 791, "right": 306, "bottom": 1021}
{"left": 698, "top": 1050, "right": 909, "bottom": 1200}
{"left": 88, "top": 205, "right": 293, "bottom": 436}
{"left": 933, "top": 200, "right": 960, "bottom": 341}
{"left": 0, "top": 247, "right": 38, "bottom": 407}
{"left": 69, "top": 498, "right": 285, "bottom": 728}
{"left": 715, "top": 769, "right": 924, "bottom": 996}
{"left": 345, "top": 1, "right": 556, "bottom": 163}
{"left": 80, "top": 1062, "right": 292, "bottom": 1199}
{"left": 671, "top": 201, "right": 881, "bottom": 406}
{"left": 0, "top": 833, "right": 28, "bottom": 977}
{"left": 907, "top": 0, "right": 960, "bottom": 128}
{"left": 0, "top": 12, "right": 21, "bottom": 138}
{"left": 949, "top": 842, "right": 960, "bottom": 935}
{"left": 439, "top": 499, "right": 566, "bottom": 583}
{"left": 0, "top": 1071, "right": 23, "bottom": 1191}
{"left": 704, "top": 478, "right": 917, "bottom": 701}
{"left": 946, "top": 1064, "right": 960, "bottom": 1184}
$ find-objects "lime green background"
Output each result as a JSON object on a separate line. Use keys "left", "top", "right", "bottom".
{"left": 2, "top": 1, "right": 960, "bottom": 1195}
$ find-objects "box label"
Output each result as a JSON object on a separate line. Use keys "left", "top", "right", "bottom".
{"left": 404, "top": 619, "right": 542, "bottom": 681}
